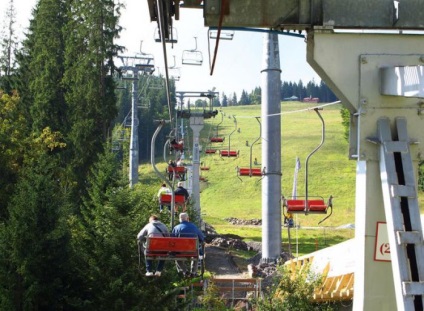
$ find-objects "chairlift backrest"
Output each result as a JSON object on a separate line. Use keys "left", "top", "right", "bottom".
{"left": 182, "top": 50, "right": 203, "bottom": 65}
{"left": 154, "top": 27, "right": 178, "bottom": 43}
{"left": 209, "top": 29, "right": 235, "bottom": 40}
{"left": 182, "top": 37, "right": 203, "bottom": 66}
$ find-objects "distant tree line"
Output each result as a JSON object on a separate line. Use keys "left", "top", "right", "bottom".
{"left": 214, "top": 79, "right": 337, "bottom": 107}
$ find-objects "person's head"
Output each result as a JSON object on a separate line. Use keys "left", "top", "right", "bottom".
{"left": 149, "top": 215, "right": 159, "bottom": 222}
{"left": 161, "top": 183, "right": 166, "bottom": 187}
{"left": 179, "top": 212, "right": 189, "bottom": 222}
{"left": 177, "top": 182, "right": 183, "bottom": 187}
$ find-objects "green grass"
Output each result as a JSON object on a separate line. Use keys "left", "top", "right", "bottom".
{"left": 199, "top": 103, "right": 356, "bottom": 230}
{"left": 139, "top": 102, "right": 423, "bottom": 257}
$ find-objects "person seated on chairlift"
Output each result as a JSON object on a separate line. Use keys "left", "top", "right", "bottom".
{"left": 170, "top": 139, "right": 184, "bottom": 151}
{"left": 172, "top": 213, "right": 204, "bottom": 278}
{"left": 167, "top": 160, "right": 176, "bottom": 180}
{"left": 157, "top": 183, "right": 171, "bottom": 212}
{"left": 137, "top": 214, "right": 169, "bottom": 277}
{"left": 174, "top": 182, "right": 190, "bottom": 212}
{"left": 176, "top": 158, "right": 186, "bottom": 180}
{"left": 284, "top": 212, "right": 294, "bottom": 228}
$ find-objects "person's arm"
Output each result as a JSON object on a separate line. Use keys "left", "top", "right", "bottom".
{"left": 196, "top": 227, "right": 205, "bottom": 242}
{"left": 137, "top": 224, "right": 148, "bottom": 240}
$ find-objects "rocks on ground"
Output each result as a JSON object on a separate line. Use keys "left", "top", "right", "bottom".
{"left": 205, "top": 220, "right": 293, "bottom": 280}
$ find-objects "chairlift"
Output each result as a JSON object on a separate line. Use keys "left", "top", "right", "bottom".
{"left": 182, "top": 37, "right": 203, "bottom": 66}
{"left": 138, "top": 96, "right": 150, "bottom": 109}
{"left": 118, "top": 42, "right": 155, "bottom": 76}
{"left": 148, "top": 68, "right": 165, "bottom": 89}
{"left": 166, "top": 165, "right": 187, "bottom": 181}
{"left": 170, "top": 138, "right": 184, "bottom": 152}
{"left": 237, "top": 117, "right": 263, "bottom": 180}
{"left": 169, "top": 55, "right": 181, "bottom": 81}
{"left": 282, "top": 108, "right": 334, "bottom": 225}
{"left": 180, "top": 0, "right": 203, "bottom": 8}
{"left": 134, "top": 41, "right": 155, "bottom": 74}
{"left": 204, "top": 148, "right": 217, "bottom": 154}
{"left": 219, "top": 115, "right": 239, "bottom": 158}
{"left": 154, "top": 27, "right": 178, "bottom": 43}
{"left": 209, "top": 29, "right": 235, "bottom": 40}
{"left": 200, "top": 161, "right": 210, "bottom": 171}
{"left": 210, "top": 111, "right": 225, "bottom": 143}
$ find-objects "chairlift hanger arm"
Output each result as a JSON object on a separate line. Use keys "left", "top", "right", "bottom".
{"left": 305, "top": 108, "right": 325, "bottom": 202}
{"left": 227, "top": 115, "right": 237, "bottom": 150}
{"left": 249, "top": 117, "right": 261, "bottom": 171}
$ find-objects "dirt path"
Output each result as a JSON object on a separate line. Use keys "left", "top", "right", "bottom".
{"left": 204, "top": 244, "right": 247, "bottom": 278}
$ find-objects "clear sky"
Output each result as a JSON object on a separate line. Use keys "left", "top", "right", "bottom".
{"left": 1, "top": 0, "right": 321, "bottom": 98}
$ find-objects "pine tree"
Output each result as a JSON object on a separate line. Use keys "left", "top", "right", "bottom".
{"left": 221, "top": 93, "right": 228, "bottom": 107}
{"left": 0, "top": 0, "right": 18, "bottom": 91}
{"left": 239, "top": 89, "right": 250, "bottom": 105}
{"left": 0, "top": 91, "right": 25, "bottom": 220}
{"left": 28, "top": 0, "right": 68, "bottom": 134}
{"left": 63, "top": 0, "right": 121, "bottom": 193}
{"left": 1, "top": 148, "right": 72, "bottom": 309}
{"left": 231, "top": 92, "right": 238, "bottom": 106}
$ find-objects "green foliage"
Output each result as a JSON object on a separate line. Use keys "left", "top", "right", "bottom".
{"left": 419, "top": 161, "right": 424, "bottom": 192}
{"left": 0, "top": 0, "right": 19, "bottom": 92}
{"left": 68, "top": 148, "right": 185, "bottom": 310}
{"left": 0, "top": 91, "right": 25, "bottom": 219}
{"left": 62, "top": 0, "right": 121, "bottom": 197}
{"left": 253, "top": 264, "right": 334, "bottom": 311}
{"left": 28, "top": 0, "right": 67, "bottom": 133}
{"left": 194, "top": 282, "right": 228, "bottom": 311}
{"left": 0, "top": 153, "right": 72, "bottom": 309}
{"left": 340, "top": 107, "right": 350, "bottom": 142}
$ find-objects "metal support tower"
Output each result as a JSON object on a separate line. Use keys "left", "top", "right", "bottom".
{"left": 129, "top": 79, "right": 139, "bottom": 188}
{"left": 261, "top": 32, "right": 282, "bottom": 263}
{"left": 118, "top": 54, "right": 154, "bottom": 188}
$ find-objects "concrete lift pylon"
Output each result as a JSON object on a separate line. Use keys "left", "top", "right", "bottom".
{"left": 173, "top": 91, "right": 219, "bottom": 220}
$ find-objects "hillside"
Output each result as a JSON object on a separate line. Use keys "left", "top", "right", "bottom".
{"left": 197, "top": 102, "right": 356, "bottom": 228}
{"left": 138, "top": 102, "right": 358, "bottom": 255}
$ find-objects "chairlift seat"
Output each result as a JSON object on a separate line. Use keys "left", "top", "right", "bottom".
{"left": 145, "top": 236, "right": 199, "bottom": 260}
{"left": 209, "top": 30, "right": 235, "bottom": 40}
{"left": 210, "top": 137, "right": 224, "bottom": 143}
{"left": 220, "top": 150, "right": 238, "bottom": 157}
{"left": 182, "top": 51, "right": 203, "bottom": 66}
{"left": 167, "top": 166, "right": 187, "bottom": 174}
{"left": 285, "top": 198, "right": 328, "bottom": 214}
{"left": 170, "top": 143, "right": 184, "bottom": 151}
{"left": 238, "top": 168, "right": 262, "bottom": 177}
{"left": 200, "top": 166, "right": 210, "bottom": 171}
{"left": 160, "top": 194, "right": 186, "bottom": 205}
{"left": 200, "top": 176, "right": 208, "bottom": 182}
{"left": 205, "top": 149, "right": 217, "bottom": 154}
